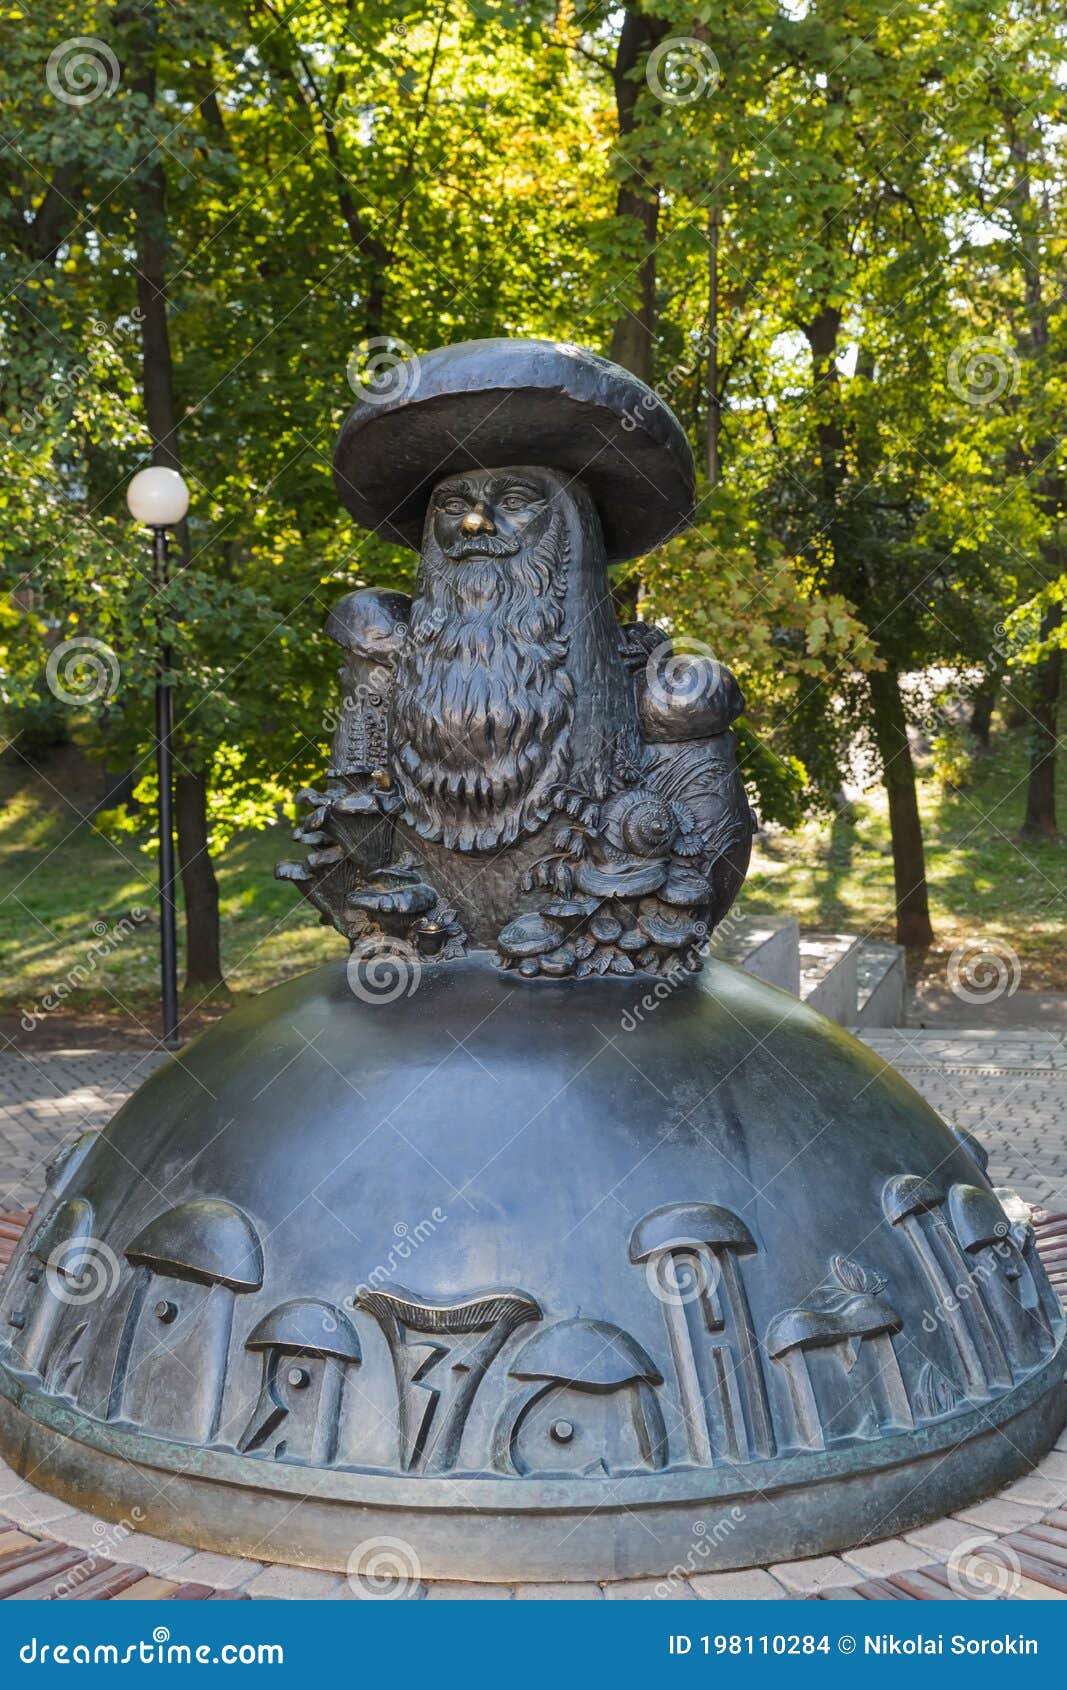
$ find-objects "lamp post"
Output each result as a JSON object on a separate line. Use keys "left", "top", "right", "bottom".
{"left": 126, "top": 467, "right": 190, "bottom": 1051}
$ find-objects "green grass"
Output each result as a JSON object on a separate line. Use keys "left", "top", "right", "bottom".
{"left": 0, "top": 748, "right": 335, "bottom": 1024}
{"left": 0, "top": 722, "right": 1063, "bottom": 1023}
{"left": 740, "top": 725, "right": 1066, "bottom": 989}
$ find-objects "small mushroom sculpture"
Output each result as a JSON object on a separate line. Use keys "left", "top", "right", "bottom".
{"left": 947, "top": 1184, "right": 1054, "bottom": 1370}
{"left": 237, "top": 1297, "right": 362, "bottom": 1465}
{"left": 3, "top": 1197, "right": 95, "bottom": 1379}
{"left": 94, "top": 1199, "right": 264, "bottom": 1444}
{"left": 498, "top": 1317, "right": 667, "bottom": 1476}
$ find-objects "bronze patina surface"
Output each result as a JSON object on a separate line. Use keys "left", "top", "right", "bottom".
{"left": 0, "top": 338, "right": 1063, "bottom": 1580}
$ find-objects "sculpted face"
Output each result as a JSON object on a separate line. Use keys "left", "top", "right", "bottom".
{"left": 391, "top": 464, "right": 574, "bottom": 852}
{"left": 431, "top": 470, "right": 555, "bottom": 566}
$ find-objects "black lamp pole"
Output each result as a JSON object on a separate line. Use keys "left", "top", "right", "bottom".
{"left": 128, "top": 466, "right": 189, "bottom": 1052}
{"left": 153, "top": 524, "right": 180, "bottom": 1050}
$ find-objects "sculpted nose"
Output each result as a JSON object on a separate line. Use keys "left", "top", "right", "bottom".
{"left": 460, "top": 503, "right": 495, "bottom": 535}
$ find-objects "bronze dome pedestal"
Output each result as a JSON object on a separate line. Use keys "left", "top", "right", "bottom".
{"left": 1, "top": 339, "right": 1062, "bottom": 1583}
{"left": 0, "top": 956, "right": 1062, "bottom": 1581}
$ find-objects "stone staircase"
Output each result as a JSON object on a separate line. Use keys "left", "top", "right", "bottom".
{"left": 712, "top": 917, "right": 906, "bottom": 1028}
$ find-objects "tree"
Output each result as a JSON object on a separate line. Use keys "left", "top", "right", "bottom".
{"left": 1, "top": 0, "right": 610, "bottom": 1006}
{"left": 4, "top": 0, "right": 1065, "bottom": 989}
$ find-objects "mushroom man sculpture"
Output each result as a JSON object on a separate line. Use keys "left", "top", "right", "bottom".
{"left": 0, "top": 339, "right": 1062, "bottom": 1584}
{"left": 282, "top": 339, "right": 753, "bottom": 972}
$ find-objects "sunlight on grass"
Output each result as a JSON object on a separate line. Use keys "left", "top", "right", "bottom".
{"left": 0, "top": 753, "right": 338, "bottom": 1019}
{"left": 740, "top": 729, "right": 1066, "bottom": 985}
{"left": 1, "top": 722, "right": 1063, "bottom": 1017}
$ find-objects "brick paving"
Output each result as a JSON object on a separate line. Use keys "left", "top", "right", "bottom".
{"left": 0, "top": 1047, "right": 165, "bottom": 1211}
{"left": 0, "top": 1033, "right": 1064, "bottom": 1600}
{"left": 858, "top": 1030, "right": 1067, "bottom": 1211}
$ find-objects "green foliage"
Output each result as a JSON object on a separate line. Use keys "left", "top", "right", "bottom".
{"left": 742, "top": 720, "right": 1066, "bottom": 984}
{"left": 930, "top": 728, "right": 977, "bottom": 794}
{"left": 2, "top": 0, "right": 1065, "bottom": 939}
{"left": 2, "top": 718, "right": 1060, "bottom": 1015}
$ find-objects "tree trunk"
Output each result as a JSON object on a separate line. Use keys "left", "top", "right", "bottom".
{"left": 133, "top": 170, "right": 181, "bottom": 474}
{"left": 1021, "top": 603, "right": 1062, "bottom": 838}
{"left": 968, "top": 673, "right": 998, "bottom": 752}
{"left": 608, "top": 184, "right": 659, "bottom": 384}
{"left": 868, "top": 667, "right": 934, "bottom": 947}
{"left": 803, "top": 301, "right": 847, "bottom": 514}
{"left": 706, "top": 204, "right": 720, "bottom": 486}
{"left": 26, "top": 163, "right": 82, "bottom": 264}
{"left": 803, "top": 295, "right": 933, "bottom": 944}
{"left": 608, "top": 8, "right": 668, "bottom": 385}
{"left": 1004, "top": 125, "right": 1061, "bottom": 838}
{"left": 610, "top": 574, "right": 641, "bottom": 622}
{"left": 126, "top": 7, "right": 225, "bottom": 993}
{"left": 175, "top": 771, "right": 224, "bottom": 991}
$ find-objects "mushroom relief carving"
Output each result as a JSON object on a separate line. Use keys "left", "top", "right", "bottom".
{"left": 499, "top": 1319, "right": 667, "bottom": 1476}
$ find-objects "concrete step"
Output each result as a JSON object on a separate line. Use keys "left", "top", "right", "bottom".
{"left": 712, "top": 921, "right": 906, "bottom": 1028}
{"left": 712, "top": 917, "right": 799, "bottom": 995}
{"left": 855, "top": 940, "right": 907, "bottom": 1029}
{"left": 799, "top": 932, "right": 862, "bottom": 1024}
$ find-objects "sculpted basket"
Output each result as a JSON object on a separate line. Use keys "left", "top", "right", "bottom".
{"left": 1, "top": 340, "right": 1063, "bottom": 1582}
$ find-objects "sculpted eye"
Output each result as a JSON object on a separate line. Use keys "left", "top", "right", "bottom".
{"left": 439, "top": 496, "right": 469, "bottom": 515}
{"left": 500, "top": 493, "right": 531, "bottom": 512}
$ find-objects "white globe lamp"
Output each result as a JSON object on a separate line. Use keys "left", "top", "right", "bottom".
{"left": 126, "top": 466, "right": 190, "bottom": 527}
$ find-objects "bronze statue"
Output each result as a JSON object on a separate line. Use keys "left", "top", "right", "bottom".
{"left": 282, "top": 340, "right": 752, "bottom": 970}
{"left": 0, "top": 338, "right": 1062, "bottom": 1586}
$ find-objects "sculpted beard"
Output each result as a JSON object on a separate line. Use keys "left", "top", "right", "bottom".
{"left": 391, "top": 517, "right": 574, "bottom": 851}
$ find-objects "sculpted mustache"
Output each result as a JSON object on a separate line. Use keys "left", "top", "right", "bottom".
{"left": 443, "top": 534, "right": 520, "bottom": 559}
